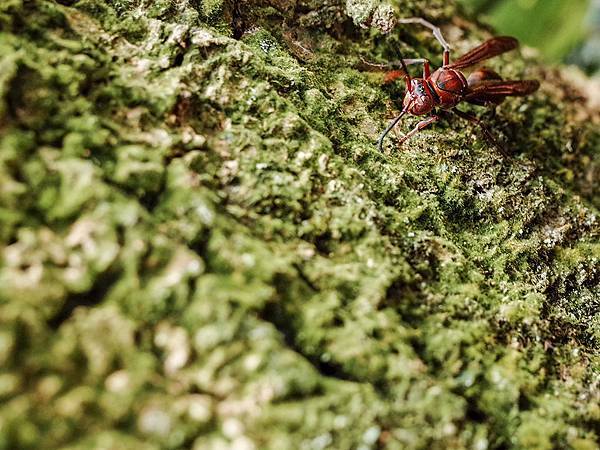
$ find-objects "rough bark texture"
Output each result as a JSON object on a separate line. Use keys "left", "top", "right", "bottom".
{"left": 0, "top": 1, "right": 599, "bottom": 449}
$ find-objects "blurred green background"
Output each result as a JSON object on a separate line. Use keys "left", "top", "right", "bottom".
{"left": 459, "top": 0, "right": 600, "bottom": 76}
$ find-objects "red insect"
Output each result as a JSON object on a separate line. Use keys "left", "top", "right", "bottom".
{"left": 377, "top": 18, "right": 540, "bottom": 153}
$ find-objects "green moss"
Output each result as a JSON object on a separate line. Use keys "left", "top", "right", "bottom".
{"left": 0, "top": 0, "right": 598, "bottom": 449}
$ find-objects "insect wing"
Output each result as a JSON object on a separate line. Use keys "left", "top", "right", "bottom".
{"left": 464, "top": 79, "right": 540, "bottom": 100}
{"left": 447, "top": 36, "right": 518, "bottom": 69}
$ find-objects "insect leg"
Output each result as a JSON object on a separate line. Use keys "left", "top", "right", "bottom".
{"left": 388, "top": 58, "right": 429, "bottom": 67}
{"left": 365, "top": 57, "right": 428, "bottom": 70}
{"left": 398, "top": 115, "right": 439, "bottom": 145}
{"left": 385, "top": 58, "right": 430, "bottom": 80}
{"left": 451, "top": 108, "right": 508, "bottom": 156}
{"left": 397, "top": 17, "right": 452, "bottom": 56}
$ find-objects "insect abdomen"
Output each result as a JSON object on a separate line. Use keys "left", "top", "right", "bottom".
{"left": 466, "top": 68, "right": 506, "bottom": 106}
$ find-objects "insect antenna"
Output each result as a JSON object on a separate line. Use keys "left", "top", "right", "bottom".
{"left": 397, "top": 49, "right": 412, "bottom": 85}
{"left": 377, "top": 47, "right": 415, "bottom": 151}
{"left": 377, "top": 102, "right": 412, "bottom": 152}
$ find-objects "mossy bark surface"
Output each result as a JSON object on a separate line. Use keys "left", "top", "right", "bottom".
{"left": 0, "top": 1, "right": 599, "bottom": 449}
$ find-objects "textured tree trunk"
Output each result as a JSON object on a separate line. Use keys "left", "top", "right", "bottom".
{"left": 0, "top": 1, "right": 598, "bottom": 449}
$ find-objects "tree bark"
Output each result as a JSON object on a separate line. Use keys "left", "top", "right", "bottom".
{"left": 0, "top": 1, "right": 598, "bottom": 449}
